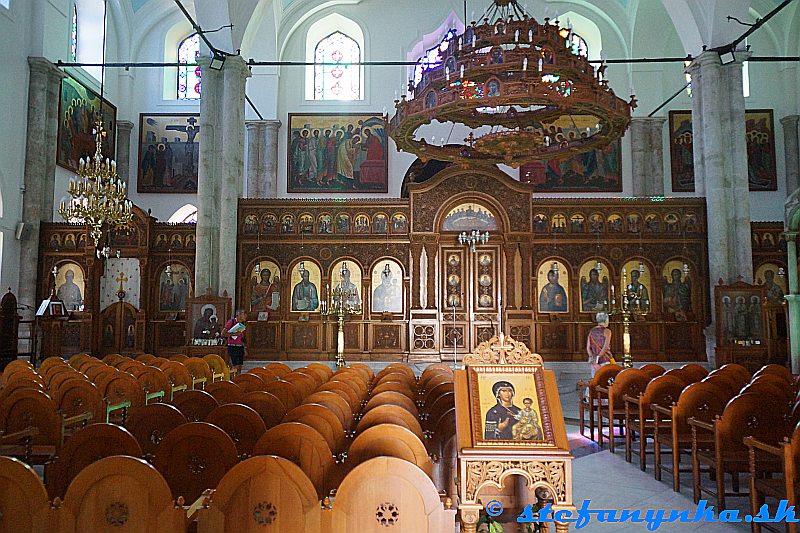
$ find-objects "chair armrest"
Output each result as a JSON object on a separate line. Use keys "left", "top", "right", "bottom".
{"left": 186, "top": 489, "right": 214, "bottom": 521}
{"left": 623, "top": 394, "right": 641, "bottom": 406}
{"left": 595, "top": 385, "right": 609, "bottom": 395}
{"left": 651, "top": 404, "right": 672, "bottom": 416}
{"left": 743, "top": 436, "right": 783, "bottom": 457}
{"left": 688, "top": 417, "right": 714, "bottom": 432}
{"left": 0, "top": 427, "right": 38, "bottom": 443}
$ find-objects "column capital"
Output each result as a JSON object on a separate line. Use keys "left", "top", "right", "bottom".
{"left": 246, "top": 119, "right": 282, "bottom": 131}
{"left": 116, "top": 120, "right": 134, "bottom": 134}
{"left": 223, "top": 55, "right": 252, "bottom": 80}
{"left": 28, "top": 57, "right": 65, "bottom": 79}
{"left": 631, "top": 116, "right": 667, "bottom": 127}
{"left": 781, "top": 115, "right": 800, "bottom": 128}
{"left": 784, "top": 232, "right": 798, "bottom": 242}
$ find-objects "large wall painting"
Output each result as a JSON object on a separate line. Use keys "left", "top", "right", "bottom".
{"left": 138, "top": 113, "right": 200, "bottom": 193}
{"left": 520, "top": 140, "right": 622, "bottom": 192}
{"left": 57, "top": 75, "right": 117, "bottom": 173}
{"left": 287, "top": 113, "right": 388, "bottom": 193}
{"left": 442, "top": 203, "right": 498, "bottom": 232}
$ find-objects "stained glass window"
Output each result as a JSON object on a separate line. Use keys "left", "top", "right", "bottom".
{"left": 70, "top": 4, "right": 78, "bottom": 62}
{"left": 559, "top": 29, "right": 588, "bottom": 58}
{"left": 313, "top": 31, "right": 361, "bottom": 100}
{"left": 178, "top": 34, "right": 201, "bottom": 100}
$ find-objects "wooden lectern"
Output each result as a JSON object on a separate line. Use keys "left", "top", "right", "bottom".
{"left": 455, "top": 334, "right": 575, "bottom": 532}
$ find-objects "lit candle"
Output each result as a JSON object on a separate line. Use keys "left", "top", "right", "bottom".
{"left": 523, "top": 57, "right": 528, "bottom": 71}
{"left": 514, "top": 30, "right": 519, "bottom": 42}
{"left": 538, "top": 57, "right": 543, "bottom": 72}
{"left": 460, "top": 65, "right": 464, "bottom": 78}
{"left": 446, "top": 67, "right": 450, "bottom": 81}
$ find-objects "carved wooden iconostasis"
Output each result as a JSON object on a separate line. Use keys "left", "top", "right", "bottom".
{"left": 751, "top": 222, "right": 789, "bottom": 365}
{"left": 39, "top": 205, "right": 196, "bottom": 357}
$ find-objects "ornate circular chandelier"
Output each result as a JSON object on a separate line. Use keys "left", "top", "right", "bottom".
{"left": 389, "top": 0, "right": 635, "bottom": 167}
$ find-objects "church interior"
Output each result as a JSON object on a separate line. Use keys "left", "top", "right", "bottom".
{"left": 2, "top": 0, "right": 800, "bottom": 531}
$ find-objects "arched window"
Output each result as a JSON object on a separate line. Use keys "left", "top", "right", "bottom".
{"left": 168, "top": 204, "right": 197, "bottom": 224}
{"left": 313, "top": 31, "right": 361, "bottom": 100}
{"left": 0, "top": 0, "right": 9, "bottom": 8}
{"left": 177, "top": 34, "right": 201, "bottom": 100}
{"left": 70, "top": 4, "right": 78, "bottom": 61}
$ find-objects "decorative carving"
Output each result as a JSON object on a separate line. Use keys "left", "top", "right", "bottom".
{"left": 413, "top": 325, "right": 436, "bottom": 350}
{"left": 253, "top": 501, "right": 277, "bottom": 525}
{"left": 187, "top": 455, "right": 206, "bottom": 476}
{"left": 464, "top": 460, "right": 567, "bottom": 503}
{"left": 463, "top": 334, "right": 544, "bottom": 365}
{"left": 509, "top": 325, "right": 532, "bottom": 348}
{"left": 442, "top": 326, "right": 464, "bottom": 349}
{"left": 149, "top": 429, "right": 164, "bottom": 446}
{"left": 373, "top": 325, "right": 400, "bottom": 349}
{"left": 105, "top": 502, "right": 129, "bottom": 527}
{"left": 375, "top": 503, "right": 400, "bottom": 527}
{"left": 292, "top": 325, "right": 318, "bottom": 349}
{"left": 541, "top": 326, "right": 568, "bottom": 350}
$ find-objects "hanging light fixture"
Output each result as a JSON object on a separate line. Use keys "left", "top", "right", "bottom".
{"left": 389, "top": 0, "right": 634, "bottom": 167}
{"left": 58, "top": 0, "right": 132, "bottom": 251}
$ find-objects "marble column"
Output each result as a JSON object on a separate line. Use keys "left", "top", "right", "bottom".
{"left": 245, "top": 120, "right": 281, "bottom": 198}
{"left": 195, "top": 57, "right": 222, "bottom": 294}
{"left": 504, "top": 243, "right": 518, "bottom": 309}
{"left": 782, "top": 116, "right": 800, "bottom": 194}
{"left": 631, "top": 117, "right": 666, "bottom": 196}
{"left": 785, "top": 232, "right": 800, "bottom": 373}
{"left": 218, "top": 57, "right": 251, "bottom": 300}
{"left": 519, "top": 243, "right": 533, "bottom": 309}
{"left": 18, "top": 58, "right": 65, "bottom": 312}
{"left": 411, "top": 243, "right": 424, "bottom": 309}
{"left": 424, "top": 242, "right": 438, "bottom": 310}
{"left": 115, "top": 121, "right": 134, "bottom": 189}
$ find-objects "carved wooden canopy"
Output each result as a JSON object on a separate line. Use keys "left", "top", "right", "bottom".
{"left": 463, "top": 333, "right": 544, "bottom": 365}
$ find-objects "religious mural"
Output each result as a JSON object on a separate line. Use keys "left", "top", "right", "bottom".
{"left": 520, "top": 140, "right": 622, "bottom": 192}
{"left": 442, "top": 203, "right": 498, "bottom": 232}
{"left": 372, "top": 260, "right": 403, "bottom": 313}
{"left": 661, "top": 260, "right": 692, "bottom": 320}
{"left": 158, "top": 263, "right": 191, "bottom": 313}
{"left": 287, "top": 113, "right": 389, "bottom": 193}
{"left": 755, "top": 263, "right": 787, "bottom": 304}
{"left": 669, "top": 109, "right": 778, "bottom": 192}
{"left": 192, "top": 303, "right": 222, "bottom": 340}
{"left": 137, "top": 114, "right": 201, "bottom": 193}
{"left": 330, "top": 260, "right": 362, "bottom": 306}
{"left": 718, "top": 286, "right": 765, "bottom": 345}
{"left": 579, "top": 260, "right": 609, "bottom": 313}
{"left": 55, "top": 262, "right": 85, "bottom": 311}
{"left": 537, "top": 261, "right": 569, "bottom": 313}
{"left": 621, "top": 260, "right": 651, "bottom": 309}
{"left": 290, "top": 261, "right": 321, "bottom": 312}
{"left": 249, "top": 260, "right": 281, "bottom": 318}
{"left": 57, "top": 74, "right": 117, "bottom": 173}
{"left": 100, "top": 258, "right": 141, "bottom": 311}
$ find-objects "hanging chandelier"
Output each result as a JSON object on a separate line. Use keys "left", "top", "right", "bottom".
{"left": 389, "top": 0, "right": 635, "bottom": 167}
{"left": 58, "top": 0, "right": 132, "bottom": 253}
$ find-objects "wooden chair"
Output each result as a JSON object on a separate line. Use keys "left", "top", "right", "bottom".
{"left": 307, "top": 362, "right": 334, "bottom": 383}
{"left": 284, "top": 403, "right": 346, "bottom": 454}
{"left": 196, "top": 456, "right": 321, "bottom": 533}
{"left": 596, "top": 368, "right": 648, "bottom": 453}
{"left": 332, "top": 457, "right": 455, "bottom": 533}
{"left": 661, "top": 368, "right": 691, "bottom": 384}
{"left": 372, "top": 381, "right": 416, "bottom": 402}
{"left": 754, "top": 364, "right": 792, "bottom": 383}
{"left": 133, "top": 365, "right": 171, "bottom": 404}
{"left": 679, "top": 363, "right": 709, "bottom": 382}
{"left": 623, "top": 374, "right": 686, "bottom": 471}
{"left": 423, "top": 392, "right": 455, "bottom": 433}
{"left": 364, "top": 391, "right": 419, "bottom": 418}
{"left": 153, "top": 422, "right": 239, "bottom": 503}
{"left": 205, "top": 403, "right": 267, "bottom": 458}
{"left": 45, "top": 423, "right": 142, "bottom": 499}
{"left": 264, "top": 380, "right": 303, "bottom": 411}
{"left": 160, "top": 362, "right": 194, "bottom": 400}
{"left": 652, "top": 381, "right": 730, "bottom": 491}
{"left": 247, "top": 367, "right": 279, "bottom": 384}
{"left": 347, "top": 424, "right": 433, "bottom": 479}
{"left": 170, "top": 389, "right": 219, "bottom": 422}
{"left": 205, "top": 380, "right": 245, "bottom": 405}
{"left": 202, "top": 353, "right": 229, "bottom": 382}
{"left": 0, "top": 456, "right": 55, "bottom": 533}
{"left": 317, "top": 381, "right": 361, "bottom": 410}
{"left": 103, "top": 371, "right": 146, "bottom": 411}
{"left": 54, "top": 379, "right": 104, "bottom": 421}
{"left": 126, "top": 403, "right": 187, "bottom": 458}
{"left": 718, "top": 363, "right": 752, "bottom": 385}
{"left": 60, "top": 456, "right": 187, "bottom": 533}
{"left": 638, "top": 364, "right": 666, "bottom": 379}
{"left": 376, "top": 363, "right": 414, "bottom": 382}
{"left": 356, "top": 404, "right": 425, "bottom": 442}
{"left": 265, "top": 362, "right": 292, "bottom": 378}
{"left": 240, "top": 390, "right": 287, "bottom": 428}
{"left": 690, "top": 392, "right": 790, "bottom": 510}
{"left": 232, "top": 373, "right": 265, "bottom": 393}
{"left": 745, "top": 421, "right": 800, "bottom": 533}
{"left": 184, "top": 357, "right": 213, "bottom": 390}
{"left": 0, "top": 388, "right": 65, "bottom": 462}
{"left": 252, "top": 422, "right": 335, "bottom": 497}
{"left": 283, "top": 372, "right": 318, "bottom": 398}
{"left": 304, "top": 391, "right": 354, "bottom": 431}
{"left": 700, "top": 373, "right": 742, "bottom": 397}
{"left": 578, "top": 364, "right": 622, "bottom": 441}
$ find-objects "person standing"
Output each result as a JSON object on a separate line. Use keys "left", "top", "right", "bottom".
{"left": 222, "top": 309, "right": 247, "bottom": 373}
{"left": 586, "top": 311, "right": 614, "bottom": 377}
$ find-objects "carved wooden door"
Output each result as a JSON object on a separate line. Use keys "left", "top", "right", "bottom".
{"left": 99, "top": 302, "right": 143, "bottom": 355}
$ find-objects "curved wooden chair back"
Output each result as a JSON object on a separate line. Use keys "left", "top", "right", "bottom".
{"left": 45, "top": 423, "right": 142, "bottom": 499}
{"left": 283, "top": 372, "right": 318, "bottom": 398}
{"left": 205, "top": 380, "right": 245, "bottom": 405}
{"left": 740, "top": 381, "right": 793, "bottom": 403}
{"left": 203, "top": 353, "right": 229, "bottom": 381}
{"left": 153, "top": 421, "right": 239, "bottom": 503}
{"left": 134, "top": 365, "right": 171, "bottom": 399}
{"left": 0, "top": 378, "right": 46, "bottom": 405}
{"left": 284, "top": 403, "right": 346, "bottom": 454}
{"left": 0, "top": 388, "right": 61, "bottom": 447}
{"left": 42, "top": 363, "right": 73, "bottom": 386}
{"left": 680, "top": 363, "right": 709, "bottom": 382}
{"left": 198, "top": 456, "right": 320, "bottom": 533}
{"left": 77, "top": 358, "right": 103, "bottom": 374}
{"left": 377, "top": 363, "right": 415, "bottom": 381}
{"left": 148, "top": 357, "right": 170, "bottom": 368}
{"left": 240, "top": 391, "right": 287, "bottom": 429}
{"left": 40, "top": 357, "right": 66, "bottom": 372}
{"left": 252, "top": 422, "right": 334, "bottom": 497}
{"left": 2, "top": 359, "right": 33, "bottom": 376}
{"left": 307, "top": 362, "right": 334, "bottom": 383}
{"left": 348, "top": 424, "right": 433, "bottom": 479}
{"left": 701, "top": 373, "right": 741, "bottom": 397}
{"left": 589, "top": 364, "right": 622, "bottom": 389}
{"left": 170, "top": 354, "right": 188, "bottom": 364}
{"left": 638, "top": 364, "right": 666, "bottom": 379}
{"left": 429, "top": 408, "right": 457, "bottom": 454}
{"left": 265, "top": 362, "right": 292, "bottom": 378}
{"left": 170, "top": 390, "right": 219, "bottom": 422}
{"left": 348, "top": 363, "right": 375, "bottom": 382}
{"left": 264, "top": 380, "right": 303, "bottom": 411}
{"left": 126, "top": 403, "right": 187, "bottom": 458}
{"left": 751, "top": 373, "right": 793, "bottom": 388}
{"left": 364, "top": 391, "right": 419, "bottom": 418}
{"left": 718, "top": 363, "right": 752, "bottom": 384}
{"left": 356, "top": 404, "right": 425, "bottom": 441}
{"left": 424, "top": 382, "right": 455, "bottom": 410}
{"left": 55, "top": 379, "right": 104, "bottom": 420}
{"left": 640, "top": 375, "right": 687, "bottom": 412}
{"left": 424, "top": 392, "right": 455, "bottom": 431}
{"left": 672, "top": 381, "right": 729, "bottom": 435}
{"left": 232, "top": 373, "right": 266, "bottom": 393}
{"left": 294, "top": 368, "right": 325, "bottom": 389}
{"left": 104, "top": 371, "right": 146, "bottom": 408}
{"left": 0, "top": 456, "right": 54, "bottom": 533}
{"left": 661, "top": 368, "right": 690, "bottom": 385}
{"left": 717, "top": 392, "right": 790, "bottom": 448}
{"left": 421, "top": 372, "right": 454, "bottom": 394}
{"left": 67, "top": 354, "right": 88, "bottom": 369}
{"left": 607, "top": 368, "right": 649, "bottom": 404}
{"left": 136, "top": 353, "right": 156, "bottom": 364}
{"left": 375, "top": 371, "right": 417, "bottom": 389}
{"left": 371, "top": 380, "right": 416, "bottom": 402}
{"left": 116, "top": 359, "right": 144, "bottom": 374}
{"left": 184, "top": 357, "right": 213, "bottom": 385}
{"left": 85, "top": 364, "right": 116, "bottom": 385}
{"left": 317, "top": 380, "right": 361, "bottom": 408}
{"left": 49, "top": 373, "right": 88, "bottom": 401}
{"left": 754, "top": 364, "right": 792, "bottom": 382}
{"left": 331, "top": 456, "right": 454, "bottom": 533}
{"left": 161, "top": 361, "right": 193, "bottom": 392}
{"left": 420, "top": 363, "right": 453, "bottom": 382}
{"left": 304, "top": 391, "right": 353, "bottom": 430}
{"left": 62, "top": 456, "right": 186, "bottom": 533}
{"left": 103, "top": 354, "right": 124, "bottom": 365}
{"left": 247, "top": 367, "right": 279, "bottom": 384}
{"left": 205, "top": 403, "right": 267, "bottom": 458}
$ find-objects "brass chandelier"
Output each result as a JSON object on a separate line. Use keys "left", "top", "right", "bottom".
{"left": 389, "top": 0, "right": 635, "bottom": 167}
